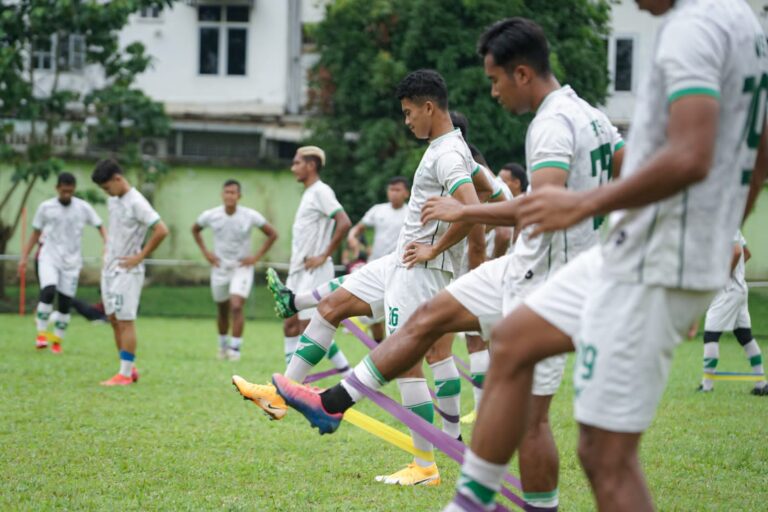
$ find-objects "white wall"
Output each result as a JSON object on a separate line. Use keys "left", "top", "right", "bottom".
{"left": 121, "top": 1, "right": 290, "bottom": 115}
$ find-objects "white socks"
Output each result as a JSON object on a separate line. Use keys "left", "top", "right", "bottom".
{"left": 36, "top": 302, "right": 53, "bottom": 332}
{"left": 285, "top": 314, "right": 335, "bottom": 382}
{"left": 430, "top": 356, "right": 461, "bottom": 439}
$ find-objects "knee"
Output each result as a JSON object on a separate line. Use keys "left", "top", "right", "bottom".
{"left": 317, "top": 294, "right": 347, "bottom": 324}
{"left": 230, "top": 302, "right": 244, "bottom": 315}
{"left": 489, "top": 326, "right": 534, "bottom": 374}
{"left": 39, "top": 285, "right": 56, "bottom": 304}
{"left": 283, "top": 316, "right": 299, "bottom": 336}
{"left": 409, "top": 301, "right": 444, "bottom": 338}
{"left": 57, "top": 294, "right": 73, "bottom": 314}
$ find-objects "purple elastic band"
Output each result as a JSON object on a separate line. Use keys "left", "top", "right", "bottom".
{"left": 345, "top": 373, "right": 524, "bottom": 509}
{"left": 454, "top": 354, "right": 470, "bottom": 371}
{"left": 303, "top": 368, "right": 343, "bottom": 384}
{"left": 452, "top": 492, "right": 493, "bottom": 511}
{"left": 427, "top": 387, "right": 462, "bottom": 424}
{"left": 312, "top": 289, "right": 322, "bottom": 302}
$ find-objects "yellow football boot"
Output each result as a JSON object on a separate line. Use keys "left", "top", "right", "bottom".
{"left": 232, "top": 375, "right": 288, "bottom": 420}
{"left": 374, "top": 462, "right": 441, "bottom": 486}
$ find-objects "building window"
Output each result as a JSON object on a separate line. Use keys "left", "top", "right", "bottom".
{"left": 139, "top": 6, "right": 161, "bottom": 18}
{"left": 33, "top": 37, "right": 53, "bottom": 70}
{"left": 198, "top": 5, "right": 249, "bottom": 76}
{"left": 33, "top": 34, "right": 84, "bottom": 72}
{"left": 614, "top": 38, "right": 633, "bottom": 92}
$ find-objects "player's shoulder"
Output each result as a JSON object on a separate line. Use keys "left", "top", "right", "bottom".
{"left": 202, "top": 204, "right": 224, "bottom": 217}
{"left": 311, "top": 179, "right": 336, "bottom": 197}
{"left": 241, "top": 205, "right": 264, "bottom": 217}
{"left": 38, "top": 197, "right": 58, "bottom": 209}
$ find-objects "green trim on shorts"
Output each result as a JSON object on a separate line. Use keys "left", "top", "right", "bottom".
{"left": 668, "top": 87, "right": 720, "bottom": 103}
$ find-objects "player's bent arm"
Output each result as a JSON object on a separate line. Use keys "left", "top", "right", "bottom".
{"left": 191, "top": 223, "right": 212, "bottom": 257}
{"left": 744, "top": 245, "right": 752, "bottom": 263}
{"left": 744, "top": 120, "right": 768, "bottom": 222}
{"left": 467, "top": 224, "right": 486, "bottom": 270}
{"left": 322, "top": 210, "right": 352, "bottom": 260}
{"left": 423, "top": 182, "right": 481, "bottom": 259}
{"left": 140, "top": 220, "right": 169, "bottom": 260}
{"left": 492, "top": 226, "right": 512, "bottom": 258}
{"left": 346, "top": 221, "right": 366, "bottom": 249}
{"left": 97, "top": 225, "right": 107, "bottom": 242}
{"left": 583, "top": 96, "right": 719, "bottom": 217}
{"left": 472, "top": 167, "right": 495, "bottom": 203}
{"left": 612, "top": 145, "right": 626, "bottom": 181}
{"left": 251, "top": 222, "right": 278, "bottom": 262}
{"left": 730, "top": 243, "right": 743, "bottom": 273}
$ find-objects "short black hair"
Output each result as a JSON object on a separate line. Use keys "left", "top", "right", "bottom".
{"left": 223, "top": 179, "right": 241, "bottom": 192}
{"left": 91, "top": 158, "right": 123, "bottom": 185}
{"left": 395, "top": 69, "right": 449, "bottom": 110}
{"left": 57, "top": 172, "right": 76, "bottom": 187}
{"left": 302, "top": 155, "right": 323, "bottom": 172}
{"left": 477, "top": 17, "right": 551, "bottom": 76}
{"left": 388, "top": 176, "right": 410, "bottom": 189}
{"left": 450, "top": 111, "right": 469, "bottom": 140}
{"left": 500, "top": 162, "right": 528, "bottom": 190}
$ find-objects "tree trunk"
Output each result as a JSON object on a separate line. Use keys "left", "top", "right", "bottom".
{"left": 0, "top": 232, "right": 8, "bottom": 299}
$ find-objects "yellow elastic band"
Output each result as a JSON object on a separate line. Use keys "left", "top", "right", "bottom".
{"left": 344, "top": 409, "right": 435, "bottom": 462}
{"left": 705, "top": 374, "right": 766, "bottom": 382}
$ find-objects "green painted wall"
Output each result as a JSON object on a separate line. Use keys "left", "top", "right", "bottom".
{"left": 1, "top": 162, "right": 303, "bottom": 281}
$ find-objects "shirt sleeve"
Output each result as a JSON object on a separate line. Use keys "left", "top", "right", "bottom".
{"left": 484, "top": 167, "right": 504, "bottom": 199}
{"left": 657, "top": 15, "right": 724, "bottom": 103}
{"left": 134, "top": 195, "right": 161, "bottom": 228}
{"left": 436, "top": 151, "right": 472, "bottom": 195}
{"left": 316, "top": 185, "right": 344, "bottom": 218}
{"left": 249, "top": 209, "right": 267, "bottom": 228}
{"left": 611, "top": 125, "right": 625, "bottom": 153}
{"left": 84, "top": 202, "right": 102, "bottom": 227}
{"left": 527, "top": 115, "right": 574, "bottom": 173}
{"left": 360, "top": 205, "right": 378, "bottom": 227}
{"left": 196, "top": 209, "right": 212, "bottom": 228}
{"left": 31, "top": 204, "right": 46, "bottom": 231}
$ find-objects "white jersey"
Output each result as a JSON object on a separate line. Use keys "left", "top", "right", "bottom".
{"left": 196, "top": 205, "right": 267, "bottom": 268}
{"left": 726, "top": 230, "right": 748, "bottom": 293}
{"left": 395, "top": 128, "right": 474, "bottom": 275}
{"left": 472, "top": 163, "right": 504, "bottom": 200}
{"left": 103, "top": 187, "right": 161, "bottom": 275}
{"left": 360, "top": 202, "right": 407, "bottom": 260}
{"left": 602, "top": 0, "right": 767, "bottom": 290}
{"left": 485, "top": 178, "right": 514, "bottom": 258}
{"left": 511, "top": 85, "right": 623, "bottom": 295}
{"left": 32, "top": 197, "right": 101, "bottom": 270}
{"left": 289, "top": 180, "right": 344, "bottom": 274}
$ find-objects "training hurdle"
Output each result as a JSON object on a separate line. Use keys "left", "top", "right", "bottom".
{"left": 303, "top": 318, "right": 524, "bottom": 510}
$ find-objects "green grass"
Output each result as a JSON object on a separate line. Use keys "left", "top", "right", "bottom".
{"left": 1, "top": 291, "right": 768, "bottom": 510}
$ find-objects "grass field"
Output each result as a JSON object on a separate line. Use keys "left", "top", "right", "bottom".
{"left": 2, "top": 290, "right": 768, "bottom": 511}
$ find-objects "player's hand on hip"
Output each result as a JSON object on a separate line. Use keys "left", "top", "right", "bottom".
{"left": 422, "top": 196, "right": 463, "bottom": 223}
{"left": 304, "top": 255, "right": 326, "bottom": 270}
{"left": 402, "top": 242, "right": 434, "bottom": 268}
{"left": 205, "top": 252, "right": 220, "bottom": 267}
{"left": 118, "top": 254, "right": 143, "bottom": 270}
{"left": 239, "top": 255, "right": 257, "bottom": 267}
{"left": 517, "top": 187, "right": 592, "bottom": 237}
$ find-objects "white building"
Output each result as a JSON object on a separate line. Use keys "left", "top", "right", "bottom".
{"left": 604, "top": 0, "right": 768, "bottom": 129}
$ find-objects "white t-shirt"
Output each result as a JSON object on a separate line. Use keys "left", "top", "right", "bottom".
{"left": 196, "top": 205, "right": 267, "bottom": 268}
{"left": 103, "top": 187, "right": 161, "bottom": 275}
{"left": 395, "top": 128, "right": 474, "bottom": 275}
{"left": 602, "top": 0, "right": 767, "bottom": 290}
{"left": 360, "top": 202, "right": 407, "bottom": 260}
{"left": 472, "top": 163, "right": 504, "bottom": 201}
{"left": 32, "top": 197, "right": 101, "bottom": 270}
{"left": 289, "top": 180, "right": 344, "bottom": 274}
{"left": 511, "top": 85, "right": 623, "bottom": 296}
{"left": 485, "top": 178, "right": 514, "bottom": 258}
{"left": 726, "top": 230, "right": 748, "bottom": 293}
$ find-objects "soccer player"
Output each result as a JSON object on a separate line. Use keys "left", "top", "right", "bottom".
{"left": 272, "top": 20, "right": 623, "bottom": 510}
{"left": 279, "top": 146, "right": 353, "bottom": 370}
{"left": 18, "top": 172, "right": 105, "bottom": 353}
{"left": 699, "top": 231, "right": 767, "bottom": 395}
{"left": 91, "top": 159, "right": 169, "bottom": 386}
{"left": 498, "top": 162, "right": 528, "bottom": 198}
{"left": 436, "top": 2, "right": 766, "bottom": 510}
{"left": 346, "top": 176, "right": 409, "bottom": 341}
{"left": 192, "top": 179, "right": 278, "bottom": 360}
{"left": 235, "top": 69, "right": 481, "bottom": 486}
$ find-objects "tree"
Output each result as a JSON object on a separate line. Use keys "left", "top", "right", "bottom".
{"left": 0, "top": 0, "right": 171, "bottom": 298}
{"left": 305, "top": 0, "right": 612, "bottom": 221}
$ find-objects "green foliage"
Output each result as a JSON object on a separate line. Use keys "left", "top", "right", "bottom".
{"left": 306, "top": 0, "right": 612, "bottom": 220}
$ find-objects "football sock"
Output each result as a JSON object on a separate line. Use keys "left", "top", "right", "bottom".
{"left": 285, "top": 314, "right": 335, "bottom": 382}
{"left": 283, "top": 335, "right": 298, "bottom": 365}
{"left": 452, "top": 449, "right": 507, "bottom": 511}
{"left": 397, "top": 377, "right": 435, "bottom": 467}
{"left": 218, "top": 334, "right": 229, "bottom": 350}
{"left": 294, "top": 276, "right": 346, "bottom": 311}
{"left": 119, "top": 350, "right": 135, "bottom": 378}
{"left": 35, "top": 302, "right": 53, "bottom": 333}
{"left": 326, "top": 340, "right": 350, "bottom": 373}
{"left": 701, "top": 331, "right": 720, "bottom": 391}
{"left": 230, "top": 337, "right": 242, "bottom": 352}
{"left": 469, "top": 349, "right": 489, "bottom": 410}
{"left": 53, "top": 313, "right": 70, "bottom": 341}
{"left": 523, "top": 489, "right": 559, "bottom": 511}
{"left": 430, "top": 356, "right": 461, "bottom": 439}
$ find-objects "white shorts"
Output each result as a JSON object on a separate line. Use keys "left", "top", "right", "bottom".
{"left": 384, "top": 264, "right": 451, "bottom": 335}
{"left": 445, "top": 255, "right": 516, "bottom": 341}
{"left": 287, "top": 260, "right": 335, "bottom": 320}
{"left": 211, "top": 265, "right": 254, "bottom": 303}
{"left": 101, "top": 272, "right": 145, "bottom": 321}
{"left": 341, "top": 253, "right": 392, "bottom": 322}
{"left": 525, "top": 246, "right": 715, "bottom": 432}
{"left": 704, "top": 289, "right": 751, "bottom": 332}
{"left": 38, "top": 258, "right": 80, "bottom": 297}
